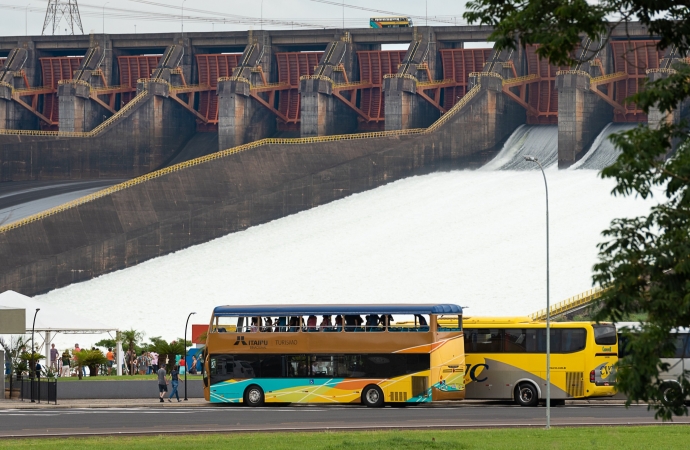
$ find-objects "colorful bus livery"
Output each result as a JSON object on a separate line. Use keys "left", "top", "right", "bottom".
{"left": 203, "top": 304, "right": 465, "bottom": 407}
{"left": 369, "top": 17, "right": 412, "bottom": 28}
{"left": 461, "top": 317, "right": 618, "bottom": 406}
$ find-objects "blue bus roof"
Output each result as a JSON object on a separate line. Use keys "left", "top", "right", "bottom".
{"left": 212, "top": 304, "right": 462, "bottom": 316}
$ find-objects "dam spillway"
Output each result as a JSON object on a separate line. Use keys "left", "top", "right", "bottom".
{"left": 0, "top": 23, "right": 684, "bottom": 298}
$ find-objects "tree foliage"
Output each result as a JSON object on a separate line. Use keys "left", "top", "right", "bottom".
{"left": 464, "top": 1, "right": 690, "bottom": 419}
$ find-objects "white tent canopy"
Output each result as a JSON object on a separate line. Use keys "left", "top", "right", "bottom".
{"left": 0, "top": 290, "right": 122, "bottom": 375}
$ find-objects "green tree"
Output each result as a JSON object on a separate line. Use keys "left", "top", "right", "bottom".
{"left": 464, "top": 0, "right": 690, "bottom": 420}
{"left": 74, "top": 349, "right": 108, "bottom": 378}
{"left": 119, "top": 329, "right": 144, "bottom": 376}
{"left": 148, "top": 337, "right": 190, "bottom": 373}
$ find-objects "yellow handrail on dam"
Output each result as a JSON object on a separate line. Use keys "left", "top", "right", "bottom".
{"left": 528, "top": 287, "right": 606, "bottom": 321}
{"left": 0, "top": 75, "right": 486, "bottom": 234}
{"left": 0, "top": 90, "right": 149, "bottom": 138}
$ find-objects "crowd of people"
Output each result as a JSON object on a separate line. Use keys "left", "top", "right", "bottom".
{"left": 240, "top": 314, "right": 428, "bottom": 333}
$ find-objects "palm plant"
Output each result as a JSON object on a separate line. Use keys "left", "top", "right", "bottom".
{"left": 119, "top": 329, "right": 143, "bottom": 376}
{"left": 74, "top": 349, "right": 108, "bottom": 377}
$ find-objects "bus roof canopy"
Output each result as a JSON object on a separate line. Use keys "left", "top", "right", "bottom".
{"left": 213, "top": 304, "right": 462, "bottom": 317}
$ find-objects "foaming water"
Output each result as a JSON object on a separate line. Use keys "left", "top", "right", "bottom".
{"left": 572, "top": 123, "right": 636, "bottom": 170}
{"left": 482, "top": 125, "right": 559, "bottom": 170}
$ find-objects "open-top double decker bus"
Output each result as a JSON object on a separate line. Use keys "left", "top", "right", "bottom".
{"left": 369, "top": 17, "right": 412, "bottom": 28}
{"left": 203, "top": 304, "right": 465, "bottom": 407}
{"left": 462, "top": 317, "right": 618, "bottom": 406}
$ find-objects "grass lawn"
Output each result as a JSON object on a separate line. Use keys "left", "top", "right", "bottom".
{"left": 1, "top": 426, "right": 689, "bottom": 449}
{"left": 55, "top": 374, "right": 203, "bottom": 382}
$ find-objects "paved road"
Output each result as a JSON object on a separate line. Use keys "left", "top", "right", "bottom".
{"left": 0, "top": 179, "right": 124, "bottom": 224}
{"left": 0, "top": 404, "right": 687, "bottom": 437}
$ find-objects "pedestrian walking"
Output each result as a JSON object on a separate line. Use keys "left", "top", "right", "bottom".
{"left": 150, "top": 352, "right": 159, "bottom": 375}
{"left": 60, "top": 350, "right": 71, "bottom": 377}
{"left": 168, "top": 365, "right": 183, "bottom": 402}
{"left": 49, "top": 344, "right": 58, "bottom": 371}
{"left": 105, "top": 348, "right": 114, "bottom": 375}
{"left": 157, "top": 365, "right": 168, "bottom": 402}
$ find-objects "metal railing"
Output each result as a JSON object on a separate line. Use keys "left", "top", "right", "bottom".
{"left": 299, "top": 74, "right": 335, "bottom": 86}
{"left": 529, "top": 287, "right": 606, "bottom": 321}
{"left": 383, "top": 73, "right": 418, "bottom": 82}
{"left": 90, "top": 84, "right": 135, "bottom": 93}
{"left": 0, "top": 90, "right": 149, "bottom": 139}
{"left": 502, "top": 74, "right": 539, "bottom": 86}
{"left": 555, "top": 70, "right": 591, "bottom": 77}
{"left": 590, "top": 71, "right": 628, "bottom": 84}
{"left": 218, "top": 76, "right": 251, "bottom": 85}
{"left": 417, "top": 78, "right": 455, "bottom": 87}
{"left": 57, "top": 79, "right": 91, "bottom": 87}
{"left": 332, "top": 80, "right": 370, "bottom": 89}
{"left": 0, "top": 73, "right": 491, "bottom": 233}
{"left": 20, "top": 377, "right": 58, "bottom": 404}
{"left": 646, "top": 68, "right": 677, "bottom": 75}
{"left": 427, "top": 84, "right": 480, "bottom": 132}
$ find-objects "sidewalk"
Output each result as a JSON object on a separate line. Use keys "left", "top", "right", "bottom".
{"left": 0, "top": 398, "right": 210, "bottom": 409}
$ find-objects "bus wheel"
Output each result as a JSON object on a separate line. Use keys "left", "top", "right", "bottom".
{"left": 243, "top": 385, "right": 265, "bottom": 407}
{"left": 515, "top": 383, "right": 539, "bottom": 407}
{"left": 661, "top": 382, "right": 684, "bottom": 407}
{"left": 362, "top": 385, "right": 384, "bottom": 408}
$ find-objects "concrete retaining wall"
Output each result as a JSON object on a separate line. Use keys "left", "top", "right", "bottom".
{"left": 55, "top": 379, "right": 205, "bottom": 400}
{"left": 0, "top": 76, "right": 524, "bottom": 295}
{"left": 0, "top": 92, "right": 196, "bottom": 182}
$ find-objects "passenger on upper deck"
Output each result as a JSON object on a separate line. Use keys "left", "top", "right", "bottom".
{"left": 365, "top": 314, "right": 380, "bottom": 331}
{"left": 289, "top": 317, "right": 300, "bottom": 332}
{"left": 263, "top": 318, "right": 273, "bottom": 333}
{"left": 306, "top": 315, "right": 317, "bottom": 331}
{"left": 334, "top": 315, "right": 343, "bottom": 332}
{"left": 250, "top": 317, "right": 260, "bottom": 332}
{"left": 277, "top": 317, "right": 287, "bottom": 332}
{"left": 344, "top": 315, "right": 356, "bottom": 331}
{"left": 319, "top": 315, "right": 332, "bottom": 331}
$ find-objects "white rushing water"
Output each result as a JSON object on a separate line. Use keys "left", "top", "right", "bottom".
{"left": 482, "top": 125, "right": 559, "bottom": 170}
{"left": 31, "top": 168, "right": 656, "bottom": 350}
{"left": 571, "top": 123, "right": 637, "bottom": 170}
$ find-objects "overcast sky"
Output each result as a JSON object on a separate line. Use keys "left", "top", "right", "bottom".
{"left": 1, "top": 0, "right": 472, "bottom": 37}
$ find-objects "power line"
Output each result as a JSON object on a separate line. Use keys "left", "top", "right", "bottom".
{"left": 42, "top": 0, "right": 84, "bottom": 35}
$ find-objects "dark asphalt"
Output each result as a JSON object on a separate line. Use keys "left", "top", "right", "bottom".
{"left": 0, "top": 404, "right": 687, "bottom": 437}
{"left": 0, "top": 179, "right": 124, "bottom": 224}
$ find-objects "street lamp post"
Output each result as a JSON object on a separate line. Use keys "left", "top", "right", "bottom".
{"left": 103, "top": 2, "right": 109, "bottom": 34}
{"left": 524, "top": 155, "right": 551, "bottom": 429}
{"left": 183, "top": 312, "right": 196, "bottom": 401}
{"left": 30, "top": 308, "right": 40, "bottom": 403}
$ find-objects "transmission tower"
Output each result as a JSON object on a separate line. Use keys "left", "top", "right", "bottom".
{"left": 42, "top": 0, "right": 84, "bottom": 35}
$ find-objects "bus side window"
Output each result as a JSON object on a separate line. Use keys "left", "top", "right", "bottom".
{"left": 504, "top": 329, "right": 526, "bottom": 353}
{"left": 475, "top": 328, "right": 502, "bottom": 353}
{"left": 673, "top": 333, "right": 688, "bottom": 358}
{"left": 561, "top": 329, "right": 586, "bottom": 353}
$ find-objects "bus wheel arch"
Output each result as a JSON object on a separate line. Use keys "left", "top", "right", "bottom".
{"left": 514, "top": 381, "right": 540, "bottom": 407}
{"left": 243, "top": 384, "right": 265, "bottom": 407}
{"left": 660, "top": 381, "right": 685, "bottom": 407}
{"left": 361, "top": 385, "right": 385, "bottom": 407}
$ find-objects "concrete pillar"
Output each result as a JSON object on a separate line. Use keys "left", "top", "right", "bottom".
{"left": 217, "top": 78, "right": 276, "bottom": 149}
{"left": 556, "top": 71, "right": 613, "bottom": 168}
{"left": 0, "top": 84, "right": 14, "bottom": 130}
{"left": 383, "top": 75, "right": 440, "bottom": 130}
{"left": 300, "top": 77, "right": 357, "bottom": 137}
{"left": 58, "top": 81, "right": 90, "bottom": 132}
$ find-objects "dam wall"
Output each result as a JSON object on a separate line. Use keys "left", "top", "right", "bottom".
{"left": 0, "top": 74, "right": 523, "bottom": 296}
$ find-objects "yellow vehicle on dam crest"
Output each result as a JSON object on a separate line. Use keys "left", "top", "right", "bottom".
{"left": 202, "top": 304, "right": 465, "bottom": 407}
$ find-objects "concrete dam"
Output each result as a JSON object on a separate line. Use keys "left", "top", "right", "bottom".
{"left": 0, "top": 24, "right": 684, "bottom": 296}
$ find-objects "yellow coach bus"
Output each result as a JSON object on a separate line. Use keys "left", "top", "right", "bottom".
{"left": 202, "top": 304, "right": 465, "bottom": 406}
{"left": 461, "top": 317, "right": 618, "bottom": 406}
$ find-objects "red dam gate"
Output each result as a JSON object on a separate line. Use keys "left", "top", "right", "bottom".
{"left": 357, "top": 50, "right": 407, "bottom": 130}
{"left": 275, "top": 51, "right": 322, "bottom": 131}
{"left": 610, "top": 40, "right": 663, "bottom": 123}
{"left": 440, "top": 48, "right": 492, "bottom": 110}
{"left": 39, "top": 56, "right": 83, "bottom": 129}
{"left": 195, "top": 53, "right": 241, "bottom": 131}
{"left": 117, "top": 55, "right": 161, "bottom": 104}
